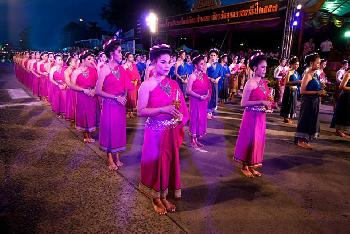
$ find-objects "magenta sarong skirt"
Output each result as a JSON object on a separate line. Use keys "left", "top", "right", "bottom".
{"left": 75, "top": 92, "right": 98, "bottom": 132}
{"left": 99, "top": 98, "right": 126, "bottom": 153}
{"left": 51, "top": 84, "right": 66, "bottom": 115}
{"left": 234, "top": 110, "right": 266, "bottom": 167}
{"left": 65, "top": 89, "right": 76, "bottom": 121}
{"left": 189, "top": 97, "right": 208, "bottom": 137}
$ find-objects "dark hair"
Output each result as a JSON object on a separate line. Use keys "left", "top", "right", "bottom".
{"left": 304, "top": 53, "right": 320, "bottom": 66}
{"left": 289, "top": 56, "right": 299, "bottom": 65}
{"left": 279, "top": 57, "right": 286, "bottom": 63}
{"left": 66, "top": 56, "right": 75, "bottom": 66}
{"left": 54, "top": 53, "right": 62, "bottom": 60}
{"left": 209, "top": 48, "right": 219, "bottom": 55}
{"left": 177, "top": 50, "right": 185, "bottom": 57}
{"left": 125, "top": 52, "right": 133, "bottom": 59}
{"left": 341, "top": 60, "right": 348, "bottom": 65}
{"left": 248, "top": 51, "right": 266, "bottom": 70}
{"left": 191, "top": 51, "right": 204, "bottom": 65}
{"left": 220, "top": 53, "right": 228, "bottom": 59}
{"left": 79, "top": 51, "right": 94, "bottom": 61}
{"left": 320, "top": 58, "right": 327, "bottom": 64}
{"left": 150, "top": 44, "right": 172, "bottom": 62}
{"left": 40, "top": 52, "right": 48, "bottom": 59}
{"left": 103, "top": 39, "right": 121, "bottom": 58}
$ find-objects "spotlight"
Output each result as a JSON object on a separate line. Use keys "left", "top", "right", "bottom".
{"left": 297, "top": 4, "right": 302, "bottom": 10}
{"left": 292, "top": 21, "right": 298, "bottom": 26}
{"left": 295, "top": 11, "right": 300, "bottom": 17}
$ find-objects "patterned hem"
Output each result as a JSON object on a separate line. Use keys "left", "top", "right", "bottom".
{"left": 99, "top": 146, "right": 126, "bottom": 153}
{"left": 76, "top": 126, "right": 96, "bottom": 132}
{"left": 138, "top": 183, "right": 181, "bottom": 199}
{"left": 233, "top": 157, "right": 263, "bottom": 168}
{"left": 335, "top": 125, "right": 350, "bottom": 132}
{"left": 188, "top": 131, "right": 207, "bottom": 138}
{"left": 295, "top": 132, "right": 319, "bottom": 141}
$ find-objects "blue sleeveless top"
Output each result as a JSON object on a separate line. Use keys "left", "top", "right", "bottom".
{"left": 177, "top": 62, "right": 188, "bottom": 76}
{"left": 306, "top": 73, "right": 322, "bottom": 91}
{"left": 289, "top": 70, "right": 300, "bottom": 82}
{"left": 207, "top": 62, "right": 223, "bottom": 79}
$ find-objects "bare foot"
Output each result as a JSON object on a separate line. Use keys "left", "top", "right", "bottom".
{"left": 336, "top": 130, "right": 349, "bottom": 138}
{"left": 161, "top": 198, "right": 176, "bottom": 212}
{"left": 152, "top": 198, "right": 167, "bottom": 215}
{"left": 249, "top": 168, "right": 262, "bottom": 177}
{"left": 108, "top": 164, "right": 118, "bottom": 171}
{"left": 196, "top": 141, "right": 204, "bottom": 147}
{"left": 115, "top": 160, "right": 124, "bottom": 167}
{"left": 240, "top": 168, "right": 254, "bottom": 178}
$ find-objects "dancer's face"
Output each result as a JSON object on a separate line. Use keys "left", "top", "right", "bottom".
{"left": 100, "top": 54, "right": 108, "bottom": 63}
{"left": 180, "top": 52, "right": 186, "bottom": 60}
{"left": 210, "top": 52, "right": 217, "bottom": 62}
{"left": 281, "top": 59, "right": 287, "bottom": 66}
{"left": 344, "top": 63, "right": 349, "bottom": 70}
{"left": 254, "top": 60, "right": 267, "bottom": 78}
{"left": 321, "top": 61, "right": 327, "bottom": 69}
{"left": 111, "top": 46, "right": 122, "bottom": 63}
{"left": 222, "top": 56, "right": 228, "bottom": 64}
{"left": 127, "top": 54, "right": 134, "bottom": 63}
{"left": 292, "top": 62, "right": 299, "bottom": 70}
{"left": 35, "top": 52, "right": 40, "bottom": 59}
{"left": 195, "top": 59, "right": 206, "bottom": 73}
{"left": 48, "top": 54, "right": 54, "bottom": 62}
{"left": 84, "top": 55, "right": 95, "bottom": 67}
{"left": 70, "top": 58, "right": 77, "bottom": 69}
{"left": 55, "top": 56, "right": 63, "bottom": 66}
{"left": 311, "top": 57, "right": 321, "bottom": 71}
{"left": 42, "top": 54, "right": 48, "bottom": 62}
{"left": 155, "top": 54, "right": 171, "bottom": 76}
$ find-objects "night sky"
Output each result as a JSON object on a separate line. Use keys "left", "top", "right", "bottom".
{"left": 0, "top": 0, "right": 242, "bottom": 49}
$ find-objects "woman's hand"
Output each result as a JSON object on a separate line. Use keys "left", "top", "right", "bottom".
{"left": 160, "top": 105, "right": 181, "bottom": 117}
{"left": 261, "top": 100, "right": 272, "bottom": 108}
{"left": 115, "top": 95, "right": 127, "bottom": 105}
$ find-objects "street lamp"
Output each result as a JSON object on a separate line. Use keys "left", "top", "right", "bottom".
{"left": 79, "top": 18, "right": 84, "bottom": 22}
{"left": 146, "top": 12, "right": 158, "bottom": 46}
{"left": 345, "top": 31, "right": 350, "bottom": 38}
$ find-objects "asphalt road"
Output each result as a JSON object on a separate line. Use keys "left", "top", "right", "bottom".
{"left": 0, "top": 63, "right": 349, "bottom": 233}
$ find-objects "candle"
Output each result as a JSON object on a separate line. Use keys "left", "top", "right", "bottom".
{"left": 176, "top": 90, "right": 179, "bottom": 100}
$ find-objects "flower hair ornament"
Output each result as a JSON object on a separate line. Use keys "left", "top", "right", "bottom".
{"left": 103, "top": 38, "right": 117, "bottom": 50}
{"left": 78, "top": 50, "right": 90, "bottom": 59}
{"left": 249, "top": 50, "right": 265, "bottom": 63}
{"left": 209, "top": 48, "right": 219, "bottom": 55}
{"left": 149, "top": 44, "right": 171, "bottom": 52}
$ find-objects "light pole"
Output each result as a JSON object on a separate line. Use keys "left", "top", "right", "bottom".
{"left": 146, "top": 12, "right": 158, "bottom": 47}
{"left": 281, "top": 1, "right": 302, "bottom": 59}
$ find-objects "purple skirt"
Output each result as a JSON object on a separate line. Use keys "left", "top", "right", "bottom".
{"left": 51, "top": 84, "right": 66, "bottom": 115}
{"left": 75, "top": 92, "right": 98, "bottom": 132}
{"left": 32, "top": 74, "right": 40, "bottom": 97}
{"left": 234, "top": 109, "right": 266, "bottom": 167}
{"left": 189, "top": 97, "right": 208, "bottom": 137}
{"left": 40, "top": 75, "right": 48, "bottom": 98}
{"left": 65, "top": 89, "right": 76, "bottom": 121}
{"left": 99, "top": 98, "right": 126, "bottom": 153}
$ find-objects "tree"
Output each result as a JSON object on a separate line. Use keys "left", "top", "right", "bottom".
{"left": 19, "top": 27, "right": 32, "bottom": 50}
{"left": 101, "top": 0, "right": 190, "bottom": 30}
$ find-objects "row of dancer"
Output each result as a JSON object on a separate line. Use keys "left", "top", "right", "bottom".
{"left": 14, "top": 43, "right": 349, "bottom": 215}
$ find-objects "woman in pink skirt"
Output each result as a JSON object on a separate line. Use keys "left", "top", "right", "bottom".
{"left": 186, "top": 53, "right": 211, "bottom": 150}
{"left": 47, "top": 52, "right": 55, "bottom": 104}
{"left": 124, "top": 52, "right": 140, "bottom": 118}
{"left": 138, "top": 44, "right": 189, "bottom": 215}
{"left": 96, "top": 40, "right": 132, "bottom": 170}
{"left": 64, "top": 56, "right": 78, "bottom": 126}
{"left": 49, "top": 54, "right": 67, "bottom": 117}
{"left": 30, "top": 51, "right": 41, "bottom": 97}
{"left": 37, "top": 52, "right": 49, "bottom": 101}
{"left": 71, "top": 51, "right": 99, "bottom": 143}
{"left": 234, "top": 51, "right": 271, "bottom": 178}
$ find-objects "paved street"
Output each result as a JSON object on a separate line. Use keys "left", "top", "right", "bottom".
{"left": 0, "top": 63, "right": 349, "bottom": 233}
